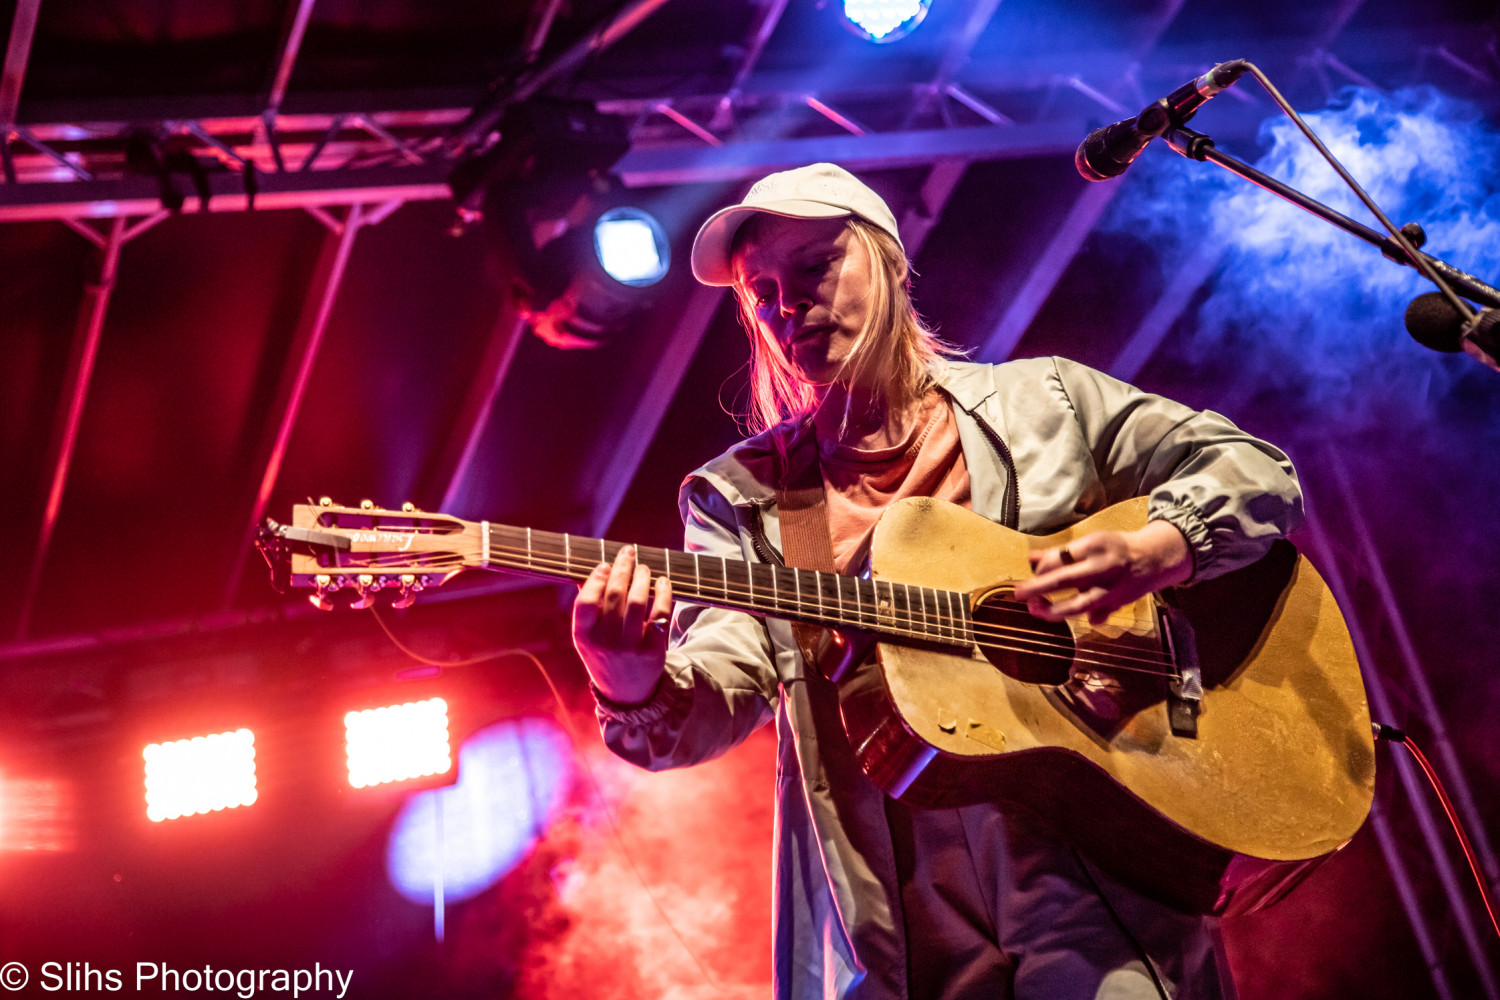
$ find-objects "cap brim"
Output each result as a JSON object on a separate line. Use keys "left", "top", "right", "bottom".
{"left": 690, "top": 199, "right": 852, "bottom": 286}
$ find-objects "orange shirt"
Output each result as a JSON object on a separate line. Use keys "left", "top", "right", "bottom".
{"left": 819, "top": 390, "right": 971, "bottom": 574}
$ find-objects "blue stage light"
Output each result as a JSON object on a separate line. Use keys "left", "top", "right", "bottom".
{"left": 385, "top": 718, "right": 571, "bottom": 905}
{"left": 841, "top": 0, "right": 931, "bottom": 43}
{"left": 593, "top": 208, "right": 670, "bottom": 287}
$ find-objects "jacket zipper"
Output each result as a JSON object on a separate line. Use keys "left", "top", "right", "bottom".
{"left": 971, "top": 408, "right": 1021, "bottom": 529}
{"left": 746, "top": 499, "right": 785, "bottom": 567}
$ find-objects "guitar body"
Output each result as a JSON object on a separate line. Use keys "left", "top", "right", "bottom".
{"left": 843, "top": 496, "right": 1375, "bottom": 916}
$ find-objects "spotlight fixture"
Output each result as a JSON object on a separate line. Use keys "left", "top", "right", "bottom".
{"left": 841, "top": 0, "right": 931, "bottom": 42}
{"left": 143, "top": 729, "right": 258, "bottom": 822}
{"left": 593, "top": 208, "right": 670, "bottom": 287}
{"left": 453, "top": 99, "right": 672, "bottom": 349}
{"left": 344, "top": 698, "right": 453, "bottom": 790}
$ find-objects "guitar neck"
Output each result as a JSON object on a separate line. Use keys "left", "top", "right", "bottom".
{"left": 483, "top": 522, "right": 974, "bottom": 646}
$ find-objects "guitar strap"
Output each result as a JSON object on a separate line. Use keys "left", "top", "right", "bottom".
{"left": 775, "top": 445, "right": 838, "bottom": 673}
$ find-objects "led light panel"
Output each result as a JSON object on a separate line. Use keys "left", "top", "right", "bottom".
{"left": 143, "top": 729, "right": 258, "bottom": 822}
{"left": 345, "top": 697, "right": 452, "bottom": 789}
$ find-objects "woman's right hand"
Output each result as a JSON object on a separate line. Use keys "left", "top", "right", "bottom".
{"left": 571, "top": 544, "right": 674, "bottom": 705}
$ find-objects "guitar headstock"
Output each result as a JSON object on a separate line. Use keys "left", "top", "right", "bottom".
{"left": 257, "top": 498, "right": 481, "bottom": 611}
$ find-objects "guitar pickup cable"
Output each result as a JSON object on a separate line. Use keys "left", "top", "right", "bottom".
{"left": 1372, "top": 722, "right": 1500, "bottom": 944}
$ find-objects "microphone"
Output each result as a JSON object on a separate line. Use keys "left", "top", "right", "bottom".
{"left": 1404, "top": 292, "right": 1468, "bottom": 353}
{"left": 1406, "top": 291, "right": 1500, "bottom": 370}
{"left": 1075, "top": 60, "right": 1249, "bottom": 182}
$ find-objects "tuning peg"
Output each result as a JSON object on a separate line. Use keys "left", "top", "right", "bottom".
{"left": 359, "top": 499, "right": 375, "bottom": 510}
{"left": 401, "top": 501, "right": 417, "bottom": 512}
{"left": 350, "top": 573, "right": 378, "bottom": 610}
{"left": 310, "top": 573, "right": 336, "bottom": 611}
{"left": 391, "top": 574, "right": 419, "bottom": 609}
{"left": 319, "top": 496, "right": 334, "bottom": 506}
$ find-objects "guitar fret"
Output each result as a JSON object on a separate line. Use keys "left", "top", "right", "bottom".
{"left": 360, "top": 511, "right": 973, "bottom": 644}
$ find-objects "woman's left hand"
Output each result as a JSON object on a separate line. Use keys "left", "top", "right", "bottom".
{"left": 1012, "top": 520, "right": 1194, "bottom": 625}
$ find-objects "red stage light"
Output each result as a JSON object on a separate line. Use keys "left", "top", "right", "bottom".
{"left": 0, "top": 775, "right": 75, "bottom": 851}
{"left": 143, "top": 729, "right": 258, "bottom": 822}
{"left": 344, "top": 698, "right": 452, "bottom": 789}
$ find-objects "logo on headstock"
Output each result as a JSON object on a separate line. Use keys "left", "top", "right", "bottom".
{"left": 350, "top": 530, "right": 417, "bottom": 551}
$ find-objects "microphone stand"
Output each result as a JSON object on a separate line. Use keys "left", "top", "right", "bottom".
{"left": 1161, "top": 124, "right": 1500, "bottom": 372}
{"left": 1163, "top": 125, "right": 1500, "bottom": 310}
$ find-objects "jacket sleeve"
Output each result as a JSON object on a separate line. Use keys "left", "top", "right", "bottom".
{"left": 1049, "top": 356, "right": 1303, "bottom": 583}
{"left": 594, "top": 480, "right": 780, "bottom": 771}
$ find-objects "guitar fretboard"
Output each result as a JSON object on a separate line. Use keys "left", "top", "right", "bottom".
{"left": 485, "top": 524, "right": 974, "bottom": 646}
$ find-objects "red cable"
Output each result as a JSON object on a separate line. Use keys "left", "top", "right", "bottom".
{"left": 1396, "top": 731, "right": 1500, "bottom": 943}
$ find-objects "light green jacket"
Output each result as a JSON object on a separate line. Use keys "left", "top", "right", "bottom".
{"left": 595, "top": 357, "right": 1301, "bottom": 1000}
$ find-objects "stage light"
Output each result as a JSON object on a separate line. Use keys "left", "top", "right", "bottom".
{"left": 345, "top": 698, "right": 452, "bottom": 789}
{"left": 143, "top": 729, "right": 258, "bottom": 822}
{"left": 0, "top": 775, "right": 75, "bottom": 851}
{"left": 451, "top": 99, "right": 673, "bottom": 349}
{"left": 593, "top": 208, "right": 670, "bottom": 287}
{"left": 386, "top": 718, "right": 571, "bottom": 905}
{"left": 841, "top": 0, "right": 931, "bottom": 42}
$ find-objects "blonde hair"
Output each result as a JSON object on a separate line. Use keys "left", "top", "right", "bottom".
{"left": 731, "top": 216, "right": 958, "bottom": 434}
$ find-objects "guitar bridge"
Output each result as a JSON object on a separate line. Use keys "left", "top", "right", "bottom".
{"left": 1161, "top": 604, "right": 1203, "bottom": 739}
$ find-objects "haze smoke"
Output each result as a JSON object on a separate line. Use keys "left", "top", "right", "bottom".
{"left": 1104, "top": 86, "right": 1500, "bottom": 426}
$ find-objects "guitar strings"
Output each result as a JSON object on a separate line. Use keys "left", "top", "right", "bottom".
{"left": 478, "top": 541, "right": 1181, "bottom": 674}
{"left": 348, "top": 545, "right": 1184, "bottom": 678}
{"left": 329, "top": 545, "right": 1184, "bottom": 679}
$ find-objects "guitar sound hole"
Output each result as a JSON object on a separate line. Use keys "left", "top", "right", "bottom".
{"left": 973, "top": 595, "right": 1074, "bottom": 686}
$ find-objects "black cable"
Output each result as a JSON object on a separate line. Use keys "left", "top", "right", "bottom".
{"left": 367, "top": 608, "right": 729, "bottom": 994}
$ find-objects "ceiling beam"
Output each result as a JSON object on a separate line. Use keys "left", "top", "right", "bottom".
{"left": 900, "top": 157, "right": 968, "bottom": 258}
{"left": 452, "top": 0, "right": 676, "bottom": 154}
{"left": 265, "top": 0, "right": 317, "bottom": 121}
{"left": 16, "top": 215, "right": 126, "bottom": 640}
{"left": 976, "top": 181, "right": 1120, "bottom": 362}
{"left": 435, "top": 313, "right": 528, "bottom": 513}
{"left": 1297, "top": 521, "right": 1469, "bottom": 1000}
{"left": 907, "top": 0, "right": 1004, "bottom": 124}
{"left": 1326, "top": 452, "right": 1500, "bottom": 900}
{"left": 971, "top": 0, "right": 1189, "bottom": 366}
{"left": 713, "top": 0, "right": 792, "bottom": 128}
{"left": 1108, "top": 247, "right": 1222, "bottom": 383}
{"left": 585, "top": 283, "right": 727, "bottom": 537}
{"left": 0, "top": 162, "right": 452, "bottom": 221}
{"left": 0, "top": 0, "right": 40, "bottom": 127}
{"left": 221, "top": 204, "right": 367, "bottom": 609}
{"left": 615, "top": 119, "right": 1084, "bottom": 186}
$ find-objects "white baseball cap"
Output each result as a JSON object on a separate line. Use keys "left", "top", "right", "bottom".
{"left": 689, "top": 162, "right": 904, "bottom": 286}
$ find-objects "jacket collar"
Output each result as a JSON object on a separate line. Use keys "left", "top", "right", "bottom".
{"left": 691, "top": 362, "right": 1003, "bottom": 509}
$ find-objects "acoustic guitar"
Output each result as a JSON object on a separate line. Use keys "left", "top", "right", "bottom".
{"left": 259, "top": 495, "right": 1374, "bottom": 916}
